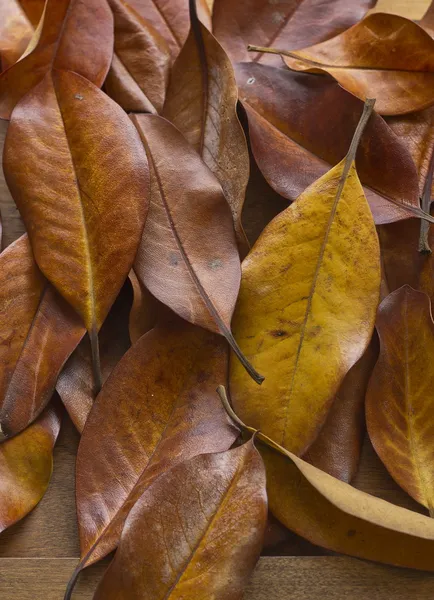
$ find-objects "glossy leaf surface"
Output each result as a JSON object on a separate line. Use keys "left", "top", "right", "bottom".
{"left": 73, "top": 321, "right": 239, "bottom": 573}
{"left": 236, "top": 63, "right": 426, "bottom": 225}
{"left": 132, "top": 114, "right": 261, "bottom": 382}
{"left": 163, "top": 0, "right": 249, "bottom": 253}
{"left": 212, "top": 0, "right": 375, "bottom": 66}
{"left": 57, "top": 283, "right": 133, "bottom": 434}
{"left": 4, "top": 70, "right": 149, "bottom": 342}
{"left": 280, "top": 13, "right": 434, "bottom": 115}
{"left": 0, "top": 235, "right": 84, "bottom": 439}
{"left": 105, "top": 0, "right": 171, "bottom": 114}
{"left": 94, "top": 441, "right": 267, "bottom": 600}
{"left": 0, "top": 0, "right": 114, "bottom": 118}
{"left": 231, "top": 124, "right": 380, "bottom": 455}
{"left": 303, "top": 337, "right": 378, "bottom": 482}
{"left": 0, "top": 404, "right": 61, "bottom": 533}
{"left": 262, "top": 442, "right": 434, "bottom": 571}
{"left": 366, "top": 286, "right": 434, "bottom": 514}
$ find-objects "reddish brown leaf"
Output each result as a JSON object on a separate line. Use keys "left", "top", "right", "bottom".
{"left": 0, "top": 0, "right": 34, "bottom": 70}
{"left": 131, "top": 113, "right": 262, "bottom": 383}
{"left": 0, "top": 0, "right": 114, "bottom": 119}
{"left": 0, "top": 403, "right": 61, "bottom": 532}
{"left": 278, "top": 13, "right": 434, "bottom": 115}
{"left": 163, "top": 0, "right": 250, "bottom": 253}
{"left": 105, "top": 0, "right": 171, "bottom": 113}
{"left": 366, "top": 286, "right": 434, "bottom": 515}
{"left": 236, "top": 62, "right": 427, "bottom": 225}
{"left": 303, "top": 337, "right": 379, "bottom": 482}
{"left": 212, "top": 0, "right": 375, "bottom": 66}
{"left": 421, "top": 1, "right": 434, "bottom": 36}
{"left": 0, "top": 236, "right": 84, "bottom": 439}
{"left": 93, "top": 441, "right": 267, "bottom": 600}
{"left": 4, "top": 70, "right": 149, "bottom": 388}
{"left": 57, "top": 283, "right": 132, "bottom": 434}
{"left": 67, "top": 320, "right": 238, "bottom": 594}
{"left": 126, "top": 0, "right": 211, "bottom": 60}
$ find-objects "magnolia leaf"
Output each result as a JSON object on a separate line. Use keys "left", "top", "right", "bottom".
{"left": 230, "top": 100, "right": 380, "bottom": 455}
{"left": 0, "top": 0, "right": 34, "bottom": 70}
{"left": 0, "top": 404, "right": 61, "bottom": 532}
{"left": 64, "top": 320, "right": 238, "bottom": 599}
{"left": 366, "top": 286, "right": 434, "bottom": 515}
{"left": 163, "top": 0, "right": 250, "bottom": 254}
{"left": 131, "top": 113, "right": 262, "bottom": 383}
{"left": 269, "top": 13, "right": 434, "bottom": 116}
{"left": 93, "top": 441, "right": 267, "bottom": 599}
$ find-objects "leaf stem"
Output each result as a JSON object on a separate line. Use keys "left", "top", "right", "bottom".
{"left": 225, "top": 330, "right": 264, "bottom": 384}
{"left": 418, "top": 148, "right": 434, "bottom": 254}
{"left": 64, "top": 564, "right": 81, "bottom": 600}
{"left": 247, "top": 44, "right": 291, "bottom": 57}
{"left": 90, "top": 326, "right": 102, "bottom": 396}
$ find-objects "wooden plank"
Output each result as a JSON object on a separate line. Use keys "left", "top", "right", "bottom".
{"left": 1, "top": 557, "right": 434, "bottom": 599}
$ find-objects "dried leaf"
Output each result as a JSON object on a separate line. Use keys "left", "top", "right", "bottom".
{"left": 236, "top": 62, "right": 427, "bottom": 225}
{"left": 128, "top": 270, "right": 157, "bottom": 344}
{"left": 0, "top": 0, "right": 114, "bottom": 119}
{"left": 163, "top": 0, "right": 250, "bottom": 253}
{"left": 131, "top": 113, "right": 262, "bottom": 383}
{"left": 126, "top": 0, "right": 211, "bottom": 60}
{"left": 56, "top": 283, "right": 133, "bottom": 434}
{"left": 0, "top": 235, "right": 84, "bottom": 439}
{"left": 0, "top": 0, "right": 34, "bottom": 70}
{"left": 262, "top": 442, "right": 434, "bottom": 571}
{"left": 65, "top": 320, "right": 238, "bottom": 598}
{"left": 93, "top": 441, "right": 267, "bottom": 600}
{"left": 4, "top": 70, "right": 149, "bottom": 389}
{"left": 230, "top": 101, "right": 380, "bottom": 455}
{"left": 276, "top": 13, "right": 434, "bottom": 115}
{"left": 105, "top": 0, "right": 171, "bottom": 114}
{"left": 19, "top": 0, "right": 45, "bottom": 27}
{"left": 421, "top": 0, "right": 434, "bottom": 37}
{"left": 212, "top": 0, "right": 375, "bottom": 66}
{"left": 366, "top": 286, "right": 434, "bottom": 515}
{"left": 303, "top": 336, "right": 378, "bottom": 482}
{"left": 0, "top": 404, "right": 61, "bottom": 532}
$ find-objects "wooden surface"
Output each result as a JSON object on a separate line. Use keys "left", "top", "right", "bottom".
{"left": 0, "top": 0, "right": 433, "bottom": 598}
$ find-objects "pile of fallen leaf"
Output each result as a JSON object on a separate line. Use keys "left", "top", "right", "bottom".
{"left": 1, "top": 0, "right": 434, "bottom": 597}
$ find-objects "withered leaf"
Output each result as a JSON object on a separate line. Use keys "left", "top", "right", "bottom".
{"left": 163, "top": 0, "right": 250, "bottom": 254}
{"left": 0, "top": 0, "right": 114, "bottom": 118}
{"left": 212, "top": 0, "right": 375, "bottom": 66}
{"left": 0, "top": 404, "right": 61, "bottom": 532}
{"left": 65, "top": 320, "right": 238, "bottom": 598}
{"left": 230, "top": 101, "right": 380, "bottom": 455}
{"left": 57, "top": 283, "right": 133, "bottom": 434}
{"left": 236, "top": 62, "right": 428, "bottom": 225}
{"left": 105, "top": 0, "right": 171, "bottom": 114}
{"left": 126, "top": 0, "right": 211, "bottom": 61}
{"left": 0, "top": 235, "right": 84, "bottom": 439}
{"left": 303, "top": 337, "right": 378, "bottom": 482}
{"left": 277, "top": 13, "right": 434, "bottom": 116}
{"left": 4, "top": 70, "right": 149, "bottom": 388}
{"left": 366, "top": 286, "right": 434, "bottom": 515}
{"left": 0, "top": 0, "right": 34, "bottom": 70}
{"left": 128, "top": 270, "right": 157, "bottom": 344}
{"left": 93, "top": 441, "right": 267, "bottom": 600}
{"left": 131, "top": 113, "right": 262, "bottom": 382}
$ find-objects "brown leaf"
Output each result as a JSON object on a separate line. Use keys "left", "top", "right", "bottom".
{"left": 366, "top": 286, "right": 434, "bottom": 515}
{"left": 56, "top": 283, "right": 133, "bottom": 434}
{"left": 65, "top": 320, "right": 239, "bottom": 597}
{"left": 18, "top": 0, "right": 45, "bottom": 27}
{"left": 212, "top": 0, "right": 375, "bottom": 66}
{"left": 105, "top": 0, "right": 171, "bottom": 113}
{"left": 131, "top": 113, "right": 262, "bottom": 383}
{"left": 0, "top": 235, "right": 84, "bottom": 439}
{"left": 0, "top": 0, "right": 34, "bottom": 70}
{"left": 277, "top": 13, "right": 434, "bottom": 116}
{"left": 4, "top": 70, "right": 149, "bottom": 388}
{"left": 303, "top": 336, "right": 379, "bottom": 482}
{"left": 236, "top": 62, "right": 427, "bottom": 225}
{"left": 0, "top": 120, "right": 25, "bottom": 249}
{"left": 421, "top": 0, "right": 434, "bottom": 37}
{"left": 128, "top": 270, "right": 157, "bottom": 344}
{"left": 0, "top": 403, "right": 61, "bottom": 532}
{"left": 93, "top": 440, "right": 267, "bottom": 600}
{"left": 126, "top": 0, "right": 211, "bottom": 60}
{"left": 163, "top": 0, "right": 250, "bottom": 254}
{"left": 0, "top": 0, "right": 114, "bottom": 118}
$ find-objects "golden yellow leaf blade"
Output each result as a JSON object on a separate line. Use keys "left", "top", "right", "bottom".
{"left": 231, "top": 158, "right": 380, "bottom": 454}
